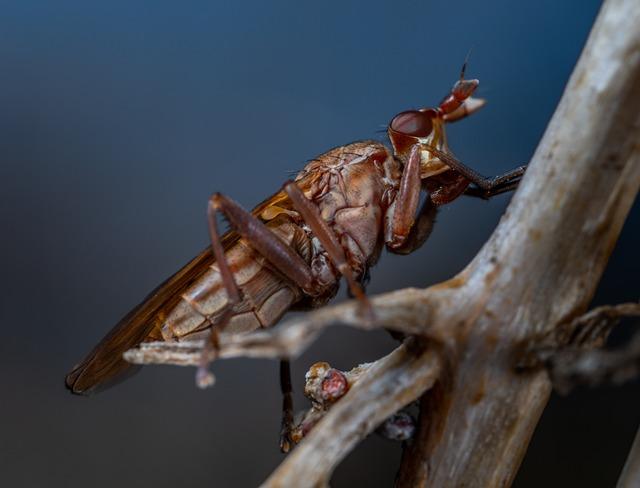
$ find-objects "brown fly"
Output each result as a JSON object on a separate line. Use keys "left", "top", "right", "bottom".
{"left": 65, "top": 66, "right": 526, "bottom": 450}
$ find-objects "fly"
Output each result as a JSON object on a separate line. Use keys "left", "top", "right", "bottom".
{"left": 65, "top": 65, "right": 526, "bottom": 450}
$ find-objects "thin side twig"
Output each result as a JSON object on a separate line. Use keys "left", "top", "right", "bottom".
{"left": 515, "top": 301, "right": 640, "bottom": 365}
{"left": 125, "top": 286, "right": 445, "bottom": 366}
{"left": 551, "top": 302, "right": 640, "bottom": 350}
{"left": 526, "top": 302, "right": 640, "bottom": 393}
{"left": 548, "top": 330, "right": 640, "bottom": 393}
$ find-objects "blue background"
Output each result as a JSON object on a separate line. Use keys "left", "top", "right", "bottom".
{"left": 1, "top": 0, "right": 638, "bottom": 486}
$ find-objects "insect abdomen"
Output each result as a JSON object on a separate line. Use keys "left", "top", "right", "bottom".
{"left": 160, "top": 216, "right": 311, "bottom": 341}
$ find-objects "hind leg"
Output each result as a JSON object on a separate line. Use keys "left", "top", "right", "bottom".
{"left": 201, "top": 193, "right": 322, "bottom": 449}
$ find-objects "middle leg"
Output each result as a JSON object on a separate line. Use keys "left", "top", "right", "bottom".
{"left": 279, "top": 359, "right": 294, "bottom": 453}
{"left": 283, "top": 181, "right": 373, "bottom": 320}
{"left": 385, "top": 145, "right": 428, "bottom": 252}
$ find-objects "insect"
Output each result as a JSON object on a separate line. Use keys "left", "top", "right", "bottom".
{"left": 65, "top": 66, "right": 525, "bottom": 449}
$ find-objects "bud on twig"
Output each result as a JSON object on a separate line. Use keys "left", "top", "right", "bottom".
{"left": 291, "top": 360, "right": 415, "bottom": 445}
{"left": 377, "top": 411, "right": 416, "bottom": 441}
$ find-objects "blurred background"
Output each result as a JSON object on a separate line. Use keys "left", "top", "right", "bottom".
{"left": 1, "top": 0, "right": 638, "bottom": 486}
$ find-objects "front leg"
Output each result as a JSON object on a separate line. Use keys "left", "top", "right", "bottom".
{"left": 386, "top": 197, "right": 437, "bottom": 255}
{"left": 425, "top": 144, "right": 527, "bottom": 193}
{"left": 385, "top": 145, "right": 425, "bottom": 252}
{"left": 464, "top": 179, "right": 522, "bottom": 200}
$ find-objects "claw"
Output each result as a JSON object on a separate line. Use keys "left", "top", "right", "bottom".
{"left": 196, "top": 366, "right": 216, "bottom": 389}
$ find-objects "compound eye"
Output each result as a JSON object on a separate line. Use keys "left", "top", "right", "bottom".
{"left": 389, "top": 110, "right": 433, "bottom": 137}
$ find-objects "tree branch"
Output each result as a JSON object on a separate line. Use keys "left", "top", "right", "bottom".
{"left": 402, "top": 0, "right": 640, "bottom": 484}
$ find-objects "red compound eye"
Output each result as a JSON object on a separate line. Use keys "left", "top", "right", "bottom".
{"left": 389, "top": 110, "right": 434, "bottom": 137}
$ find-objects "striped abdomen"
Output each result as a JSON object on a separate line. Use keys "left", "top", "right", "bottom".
{"left": 157, "top": 215, "right": 312, "bottom": 341}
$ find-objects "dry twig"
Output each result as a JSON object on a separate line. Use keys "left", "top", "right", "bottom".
{"left": 548, "top": 329, "right": 640, "bottom": 393}
{"left": 124, "top": 287, "right": 440, "bottom": 367}
{"left": 527, "top": 302, "right": 640, "bottom": 393}
{"left": 542, "top": 302, "right": 640, "bottom": 352}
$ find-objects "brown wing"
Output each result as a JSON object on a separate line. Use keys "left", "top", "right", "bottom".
{"left": 65, "top": 189, "right": 295, "bottom": 395}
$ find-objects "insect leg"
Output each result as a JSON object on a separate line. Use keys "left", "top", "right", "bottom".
{"left": 424, "top": 144, "right": 527, "bottom": 192}
{"left": 385, "top": 145, "right": 424, "bottom": 251}
{"left": 386, "top": 197, "right": 437, "bottom": 255}
{"left": 460, "top": 165, "right": 527, "bottom": 199}
{"left": 347, "top": 266, "right": 371, "bottom": 297}
{"left": 283, "top": 181, "right": 373, "bottom": 319}
{"left": 463, "top": 180, "right": 522, "bottom": 200}
{"left": 279, "top": 359, "right": 294, "bottom": 453}
{"left": 209, "top": 193, "right": 315, "bottom": 290}
{"left": 195, "top": 200, "right": 242, "bottom": 388}
{"left": 428, "top": 172, "right": 472, "bottom": 205}
{"left": 203, "top": 193, "right": 319, "bottom": 445}
{"left": 196, "top": 193, "right": 316, "bottom": 388}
